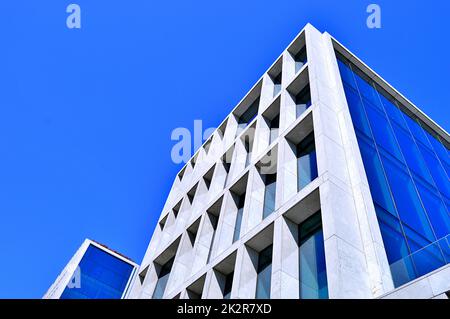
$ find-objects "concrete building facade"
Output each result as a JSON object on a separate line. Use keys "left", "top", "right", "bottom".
{"left": 126, "top": 24, "right": 450, "bottom": 299}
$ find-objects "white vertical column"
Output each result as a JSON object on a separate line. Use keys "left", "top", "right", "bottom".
{"left": 203, "top": 270, "right": 225, "bottom": 299}
{"left": 214, "top": 192, "right": 238, "bottom": 257}
{"left": 260, "top": 73, "right": 275, "bottom": 113}
{"left": 210, "top": 161, "right": 227, "bottom": 198}
{"left": 232, "top": 245, "right": 258, "bottom": 298}
{"left": 229, "top": 140, "right": 247, "bottom": 183}
{"left": 278, "top": 137, "right": 298, "bottom": 206}
{"left": 191, "top": 214, "right": 213, "bottom": 275}
{"left": 242, "top": 167, "right": 265, "bottom": 234}
{"left": 305, "top": 24, "right": 393, "bottom": 298}
{"left": 165, "top": 234, "right": 193, "bottom": 296}
{"left": 280, "top": 51, "right": 297, "bottom": 132}
{"left": 271, "top": 216, "right": 299, "bottom": 299}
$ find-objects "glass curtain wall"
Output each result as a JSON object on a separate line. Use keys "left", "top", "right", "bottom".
{"left": 337, "top": 55, "right": 450, "bottom": 287}
{"left": 60, "top": 244, "right": 135, "bottom": 299}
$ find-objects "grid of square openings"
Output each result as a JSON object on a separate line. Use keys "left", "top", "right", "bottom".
{"left": 142, "top": 35, "right": 327, "bottom": 299}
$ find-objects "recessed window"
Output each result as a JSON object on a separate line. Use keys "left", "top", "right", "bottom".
{"left": 186, "top": 275, "right": 206, "bottom": 299}
{"left": 241, "top": 123, "right": 256, "bottom": 168}
{"left": 217, "top": 119, "right": 228, "bottom": 141}
{"left": 295, "top": 85, "right": 311, "bottom": 118}
{"left": 203, "top": 165, "right": 215, "bottom": 190}
{"left": 238, "top": 98, "right": 259, "bottom": 128}
{"left": 298, "top": 212, "right": 328, "bottom": 299}
{"left": 272, "top": 73, "right": 282, "bottom": 97}
{"left": 151, "top": 237, "right": 181, "bottom": 299}
{"left": 229, "top": 174, "right": 249, "bottom": 244}
{"left": 212, "top": 251, "right": 237, "bottom": 299}
{"left": 222, "top": 145, "right": 234, "bottom": 188}
{"left": 268, "top": 58, "right": 283, "bottom": 99}
{"left": 269, "top": 115, "right": 279, "bottom": 145}
{"left": 138, "top": 265, "right": 149, "bottom": 285}
{"left": 191, "top": 153, "right": 198, "bottom": 170}
{"left": 152, "top": 256, "right": 175, "bottom": 299}
{"left": 255, "top": 245, "right": 273, "bottom": 299}
{"left": 232, "top": 192, "right": 246, "bottom": 243}
{"left": 234, "top": 82, "right": 262, "bottom": 137}
{"left": 296, "top": 132, "right": 318, "bottom": 191}
{"left": 223, "top": 272, "right": 234, "bottom": 299}
{"left": 187, "top": 184, "right": 198, "bottom": 204}
{"left": 187, "top": 218, "right": 201, "bottom": 246}
{"left": 159, "top": 214, "right": 168, "bottom": 231}
{"left": 172, "top": 200, "right": 182, "bottom": 219}
{"left": 262, "top": 97, "right": 281, "bottom": 147}
{"left": 205, "top": 214, "right": 219, "bottom": 263}
{"left": 204, "top": 138, "right": 212, "bottom": 155}
{"left": 244, "top": 140, "right": 252, "bottom": 168}
{"left": 262, "top": 173, "right": 277, "bottom": 219}
{"left": 294, "top": 47, "right": 307, "bottom": 73}
{"left": 222, "top": 160, "right": 231, "bottom": 187}
{"left": 206, "top": 197, "right": 223, "bottom": 264}
{"left": 178, "top": 165, "right": 187, "bottom": 182}
{"left": 254, "top": 147, "right": 278, "bottom": 222}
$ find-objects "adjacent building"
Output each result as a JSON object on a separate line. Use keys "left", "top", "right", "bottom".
{"left": 126, "top": 24, "right": 449, "bottom": 299}
{"left": 44, "top": 239, "right": 138, "bottom": 299}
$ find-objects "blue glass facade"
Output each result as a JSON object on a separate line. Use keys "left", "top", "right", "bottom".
{"left": 61, "top": 244, "right": 135, "bottom": 299}
{"left": 337, "top": 56, "right": 450, "bottom": 287}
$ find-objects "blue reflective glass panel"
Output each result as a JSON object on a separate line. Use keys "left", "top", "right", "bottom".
{"left": 358, "top": 137, "right": 396, "bottom": 215}
{"left": 426, "top": 132, "right": 450, "bottom": 176}
{"left": 379, "top": 95, "right": 407, "bottom": 129}
{"left": 403, "top": 115, "right": 432, "bottom": 148}
{"left": 411, "top": 243, "right": 446, "bottom": 278}
{"left": 418, "top": 143, "right": 450, "bottom": 200}
{"left": 364, "top": 103, "right": 403, "bottom": 161}
{"left": 343, "top": 85, "right": 373, "bottom": 138}
{"left": 337, "top": 59, "right": 357, "bottom": 89}
{"left": 380, "top": 154, "right": 435, "bottom": 245}
{"left": 61, "top": 244, "right": 134, "bottom": 299}
{"left": 355, "top": 75, "right": 383, "bottom": 111}
{"left": 413, "top": 178, "right": 450, "bottom": 239}
{"left": 391, "top": 123, "right": 434, "bottom": 184}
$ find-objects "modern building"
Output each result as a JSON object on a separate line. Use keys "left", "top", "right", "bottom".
{"left": 44, "top": 239, "right": 138, "bottom": 299}
{"left": 124, "top": 23, "right": 450, "bottom": 299}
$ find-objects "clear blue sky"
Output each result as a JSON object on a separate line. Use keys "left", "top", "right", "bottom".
{"left": 0, "top": 1, "right": 448, "bottom": 298}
